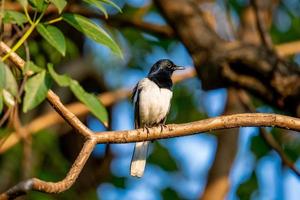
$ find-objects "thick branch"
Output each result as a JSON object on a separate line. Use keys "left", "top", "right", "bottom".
{"left": 1, "top": 41, "right": 300, "bottom": 199}
{"left": 0, "top": 139, "right": 96, "bottom": 200}
{"left": 1, "top": 113, "right": 300, "bottom": 199}
{"left": 154, "top": 0, "right": 300, "bottom": 116}
{"left": 0, "top": 41, "right": 93, "bottom": 139}
{"left": 94, "top": 113, "right": 300, "bottom": 143}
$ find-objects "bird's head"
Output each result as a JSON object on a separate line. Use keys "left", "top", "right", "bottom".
{"left": 148, "top": 59, "right": 185, "bottom": 77}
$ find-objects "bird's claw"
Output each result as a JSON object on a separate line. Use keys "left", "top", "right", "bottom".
{"left": 159, "top": 124, "right": 167, "bottom": 133}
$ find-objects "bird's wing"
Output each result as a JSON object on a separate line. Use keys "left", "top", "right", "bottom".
{"left": 132, "top": 82, "right": 141, "bottom": 129}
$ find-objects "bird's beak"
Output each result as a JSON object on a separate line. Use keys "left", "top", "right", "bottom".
{"left": 173, "top": 65, "right": 185, "bottom": 70}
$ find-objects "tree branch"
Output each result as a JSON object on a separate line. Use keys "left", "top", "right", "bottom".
{"left": 1, "top": 113, "right": 300, "bottom": 199}
{"left": 4, "top": 2, "right": 175, "bottom": 38}
{"left": 0, "top": 41, "right": 93, "bottom": 139}
{"left": 251, "top": 0, "right": 273, "bottom": 50}
{"left": 1, "top": 37, "right": 300, "bottom": 152}
{"left": 1, "top": 41, "right": 300, "bottom": 199}
{"left": 237, "top": 90, "right": 300, "bottom": 177}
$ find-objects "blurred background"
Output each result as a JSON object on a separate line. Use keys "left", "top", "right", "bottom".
{"left": 1, "top": 0, "right": 300, "bottom": 199}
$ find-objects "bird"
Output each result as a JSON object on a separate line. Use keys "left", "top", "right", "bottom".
{"left": 130, "top": 59, "right": 185, "bottom": 178}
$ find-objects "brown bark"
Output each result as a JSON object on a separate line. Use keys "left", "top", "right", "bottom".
{"left": 201, "top": 88, "right": 242, "bottom": 200}
{"left": 154, "top": 0, "right": 300, "bottom": 116}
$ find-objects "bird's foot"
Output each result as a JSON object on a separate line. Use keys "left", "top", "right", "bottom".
{"left": 143, "top": 126, "right": 150, "bottom": 137}
{"left": 159, "top": 124, "right": 168, "bottom": 133}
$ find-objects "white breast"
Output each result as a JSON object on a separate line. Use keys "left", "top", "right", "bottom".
{"left": 137, "top": 78, "right": 172, "bottom": 126}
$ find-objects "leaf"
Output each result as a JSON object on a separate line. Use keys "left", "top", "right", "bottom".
{"left": 161, "top": 188, "right": 180, "bottom": 200}
{"left": 250, "top": 135, "right": 271, "bottom": 159}
{"left": 24, "top": 61, "right": 44, "bottom": 76}
{"left": 49, "top": 0, "right": 67, "bottom": 14}
{"left": 17, "top": 0, "right": 28, "bottom": 7}
{"left": 83, "top": 0, "right": 108, "bottom": 19}
{"left": 3, "top": 89, "right": 15, "bottom": 107}
{"left": 148, "top": 142, "right": 178, "bottom": 171}
{"left": 70, "top": 80, "right": 108, "bottom": 125}
{"left": 2, "top": 11, "right": 28, "bottom": 26}
{"left": 62, "top": 13, "right": 123, "bottom": 58}
{"left": 47, "top": 64, "right": 71, "bottom": 87}
{"left": 237, "top": 172, "right": 258, "bottom": 200}
{"left": 37, "top": 24, "right": 66, "bottom": 56}
{"left": 29, "top": 0, "right": 47, "bottom": 12}
{"left": 0, "top": 62, "right": 18, "bottom": 97}
{"left": 23, "top": 71, "right": 52, "bottom": 112}
{"left": 100, "top": 0, "right": 122, "bottom": 12}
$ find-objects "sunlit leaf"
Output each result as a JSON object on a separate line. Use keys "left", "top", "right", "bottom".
{"left": 37, "top": 24, "right": 66, "bottom": 56}
{"left": 23, "top": 71, "right": 52, "bottom": 112}
{"left": 49, "top": 0, "right": 67, "bottom": 14}
{"left": 0, "top": 62, "right": 18, "bottom": 97}
{"left": 100, "top": 0, "right": 122, "bottom": 12}
{"left": 2, "top": 11, "right": 28, "bottom": 26}
{"left": 69, "top": 80, "right": 108, "bottom": 125}
{"left": 83, "top": 0, "right": 108, "bottom": 19}
{"left": 62, "top": 13, "right": 123, "bottom": 58}
{"left": 47, "top": 64, "right": 71, "bottom": 87}
{"left": 3, "top": 89, "right": 15, "bottom": 107}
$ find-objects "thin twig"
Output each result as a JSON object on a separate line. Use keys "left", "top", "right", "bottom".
{"left": 0, "top": 40, "right": 300, "bottom": 199}
{"left": 237, "top": 90, "right": 300, "bottom": 177}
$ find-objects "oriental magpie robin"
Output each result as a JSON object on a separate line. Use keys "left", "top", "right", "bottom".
{"left": 130, "top": 59, "right": 185, "bottom": 177}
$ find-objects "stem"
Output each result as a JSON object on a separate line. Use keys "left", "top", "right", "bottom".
{"left": 24, "top": 6, "right": 33, "bottom": 25}
{"left": 1, "top": 13, "right": 44, "bottom": 62}
{"left": 46, "top": 17, "right": 63, "bottom": 25}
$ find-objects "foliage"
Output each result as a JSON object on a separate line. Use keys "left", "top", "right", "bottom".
{"left": 0, "top": 0, "right": 122, "bottom": 124}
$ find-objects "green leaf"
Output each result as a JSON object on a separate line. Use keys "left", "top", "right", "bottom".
{"left": 47, "top": 64, "right": 71, "bottom": 87}
{"left": 250, "top": 135, "right": 271, "bottom": 159}
{"left": 37, "top": 24, "right": 66, "bottom": 56}
{"left": 29, "top": 0, "right": 47, "bottom": 12}
{"left": 24, "top": 61, "right": 44, "bottom": 76}
{"left": 23, "top": 71, "right": 52, "bottom": 112}
{"left": 69, "top": 80, "right": 108, "bottom": 125}
{"left": 49, "top": 0, "right": 67, "bottom": 14}
{"left": 161, "top": 188, "right": 180, "bottom": 200}
{"left": 2, "top": 11, "right": 28, "bottom": 26}
{"left": 0, "top": 62, "right": 18, "bottom": 97}
{"left": 148, "top": 142, "right": 178, "bottom": 171}
{"left": 100, "top": 0, "right": 122, "bottom": 12}
{"left": 17, "top": 0, "right": 28, "bottom": 7}
{"left": 237, "top": 172, "right": 259, "bottom": 200}
{"left": 83, "top": 0, "right": 108, "bottom": 19}
{"left": 3, "top": 89, "right": 15, "bottom": 107}
{"left": 62, "top": 13, "right": 123, "bottom": 58}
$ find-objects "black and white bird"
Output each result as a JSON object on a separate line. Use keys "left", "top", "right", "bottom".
{"left": 130, "top": 59, "right": 185, "bottom": 178}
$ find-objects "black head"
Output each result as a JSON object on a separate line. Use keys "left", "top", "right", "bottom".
{"left": 148, "top": 59, "right": 185, "bottom": 77}
{"left": 147, "top": 59, "right": 185, "bottom": 89}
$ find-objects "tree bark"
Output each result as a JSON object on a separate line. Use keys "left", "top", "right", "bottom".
{"left": 201, "top": 88, "right": 242, "bottom": 200}
{"left": 154, "top": 0, "right": 300, "bottom": 116}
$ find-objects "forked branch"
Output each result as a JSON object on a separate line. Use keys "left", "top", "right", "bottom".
{"left": 1, "top": 41, "right": 300, "bottom": 200}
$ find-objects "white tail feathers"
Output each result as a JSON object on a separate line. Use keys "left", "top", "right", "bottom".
{"left": 130, "top": 141, "right": 150, "bottom": 178}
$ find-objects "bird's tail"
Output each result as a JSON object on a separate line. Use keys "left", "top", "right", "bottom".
{"left": 130, "top": 141, "right": 149, "bottom": 178}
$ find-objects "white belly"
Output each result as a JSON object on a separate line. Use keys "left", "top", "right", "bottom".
{"left": 137, "top": 78, "right": 172, "bottom": 126}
